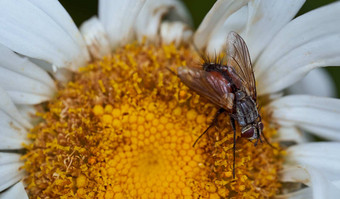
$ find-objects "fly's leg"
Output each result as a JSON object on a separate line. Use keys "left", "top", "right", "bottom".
{"left": 193, "top": 108, "right": 225, "bottom": 147}
{"left": 254, "top": 132, "right": 262, "bottom": 146}
{"left": 261, "top": 132, "right": 278, "bottom": 149}
{"left": 230, "top": 117, "right": 236, "bottom": 179}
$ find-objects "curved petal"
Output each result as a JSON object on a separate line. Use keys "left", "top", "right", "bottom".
{"left": 160, "top": 21, "right": 193, "bottom": 47}
{"left": 0, "top": 45, "right": 56, "bottom": 105}
{"left": 275, "top": 126, "right": 308, "bottom": 144}
{"left": 0, "top": 153, "right": 24, "bottom": 192}
{"left": 281, "top": 165, "right": 340, "bottom": 199}
{"left": 287, "top": 68, "right": 336, "bottom": 98}
{"left": 287, "top": 142, "right": 340, "bottom": 181}
{"left": 0, "top": 111, "right": 31, "bottom": 150}
{"left": 256, "top": 2, "right": 340, "bottom": 95}
{"left": 206, "top": 5, "right": 248, "bottom": 55}
{"left": 136, "top": 0, "right": 192, "bottom": 43}
{"left": 80, "top": 16, "right": 111, "bottom": 60}
{"left": 99, "top": 0, "right": 145, "bottom": 49}
{"left": 0, "top": 88, "right": 30, "bottom": 149}
{"left": 194, "top": 0, "right": 249, "bottom": 51}
{"left": 0, "top": 0, "right": 90, "bottom": 71}
{"left": 0, "top": 181, "right": 28, "bottom": 199}
{"left": 269, "top": 95, "right": 340, "bottom": 141}
{"left": 244, "top": 0, "right": 305, "bottom": 61}
{"left": 0, "top": 87, "right": 31, "bottom": 129}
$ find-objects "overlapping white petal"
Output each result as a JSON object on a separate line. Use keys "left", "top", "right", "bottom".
{"left": 243, "top": 0, "right": 305, "bottom": 61}
{"left": 0, "top": 111, "right": 30, "bottom": 150}
{"left": 194, "top": 0, "right": 249, "bottom": 51}
{"left": 287, "top": 68, "right": 337, "bottom": 98}
{"left": 269, "top": 95, "right": 340, "bottom": 141}
{"left": 275, "top": 126, "right": 308, "bottom": 144}
{"left": 287, "top": 143, "right": 340, "bottom": 181}
{"left": 99, "top": 0, "right": 145, "bottom": 49}
{"left": 0, "top": 181, "right": 28, "bottom": 199}
{"left": 0, "top": 45, "right": 56, "bottom": 105}
{"left": 136, "top": 0, "right": 192, "bottom": 43}
{"left": 80, "top": 17, "right": 111, "bottom": 60}
{"left": 199, "top": 0, "right": 305, "bottom": 58}
{"left": 205, "top": 5, "right": 248, "bottom": 55}
{"left": 17, "top": 104, "right": 39, "bottom": 125}
{"left": 0, "top": 87, "right": 31, "bottom": 149}
{"left": 0, "top": 153, "right": 24, "bottom": 192}
{"left": 281, "top": 165, "right": 340, "bottom": 199}
{"left": 0, "top": 0, "right": 90, "bottom": 71}
{"left": 0, "top": 87, "right": 31, "bottom": 129}
{"left": 160, "top": 21, "right": 193, "bottom": 46}
{"left": 256, "top": 2, "right": 340, "bottom": 95}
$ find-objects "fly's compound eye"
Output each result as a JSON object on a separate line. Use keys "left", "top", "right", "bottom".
{"left": 241, "top": 127, "right": 255, "bottom": 139}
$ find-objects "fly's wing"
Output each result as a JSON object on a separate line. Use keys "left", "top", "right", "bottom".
{"left": 177, "top": 66, "right": 234, "bottom": 111}
{"left": 226, "top": 31, "right": 257, "bottom": 99}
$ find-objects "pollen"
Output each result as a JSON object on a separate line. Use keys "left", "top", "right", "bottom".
{"left": 23, "top": 43, "right": 283, "bottom": 198}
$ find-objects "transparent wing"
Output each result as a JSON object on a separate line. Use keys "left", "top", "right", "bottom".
{"left": 178, "top": 66, "right": 234, "bottom": 111}
{"left": 226, "top": 32, "right": 257, "bottom": 99}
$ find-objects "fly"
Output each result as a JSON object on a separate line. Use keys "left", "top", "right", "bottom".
{"left": 177, "top": 32, "right": 265, "bottom": 179}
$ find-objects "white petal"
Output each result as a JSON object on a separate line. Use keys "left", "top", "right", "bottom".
{"left": 28, "top": 58, "right": 74, "bottom": 83}
{"left": 206, "top": 5, "right": 248, "bottom": 55}
{"left": 0, "top": 0, "right": 90, "bottom": 71}
{"left": 0, "top": 71, "right": 52, "bottom": 105}
{"left": 0, "top": 45, "right": 55, "bottom": 89}
{"left": 243, "top": 0, "right": 305, "bottom": 61}
{"left": 0, "top": 153, "right": 24, "bottom": 192}
{"left": 287, "top": 142, "right": 340, "bottom": 181}
{"left": 269, "top": 95, "right": 340, "bottom": 141}
{"left": 0, "top": 45, "right": 56, "bottom": 104}
{"left": 0, "top": 111, "right": 30, "bottom": 149}
{"left": 275, "top": 126, "right": 308, "bottom": 143}
{"left": 287, "top": 68, "right": 336, "bottom": 98}
{"left": 99, "top": 0, "right": 145, "bottom": 49}
{"left": 17, "top": 104, "right": 39, "bottom": 125}
{"left": 0, "top": 87, "right": 31, "bottom": 129}
{"left": 160, "top": 21, "right": 193, "bottom": 47}
{"left": 0, "top": 181, "right": 28, "bottom": 199}
{"left": 281, "top": 165, "right": 340, "bottom": 199}
{"left": 80, "top": 16, "right": 111, "bottom": 59}
{"left": 194, "top": 0, "right": 249, "bottom": 51}
{"left": 135, "top": 0, "right": 192, "bottom": 43}
{"left": 256, "top": 2, "right": 340, "bottom": 95}
{"left": 0, "top": 88, "right": 30, "bottom": 149}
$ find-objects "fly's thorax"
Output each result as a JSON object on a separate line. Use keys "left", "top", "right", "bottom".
{"left": 235, "top": 91, "right": 259, "bottom": 127}
{"left": 202, "top": 63, "right": 228, "bottom": 72}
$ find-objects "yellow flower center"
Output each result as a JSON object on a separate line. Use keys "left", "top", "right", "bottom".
{"left": 22, "top": 43, "right": 283, "bottom": 198}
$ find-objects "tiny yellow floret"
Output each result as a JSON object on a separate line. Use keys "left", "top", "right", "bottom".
{"left": 76, "top": 174, "right": 88, "bottom": 188}
{"left": 102, "top": 114, "right": 113, "bottom": 124}
{"left": 93, "top": 105, "right": 104, "bottom": 116}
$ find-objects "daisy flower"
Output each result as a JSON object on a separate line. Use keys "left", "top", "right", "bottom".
{"left": 1, "top": 0, "right": 340, "bottom": 198}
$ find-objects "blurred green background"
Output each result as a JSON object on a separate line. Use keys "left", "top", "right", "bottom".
{"left": 59, "top": 0, "right": 340, "bottom": 96}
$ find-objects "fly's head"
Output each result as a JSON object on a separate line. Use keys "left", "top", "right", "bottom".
{"left": 241, "top": 118, "right": 264, "bottom": 141}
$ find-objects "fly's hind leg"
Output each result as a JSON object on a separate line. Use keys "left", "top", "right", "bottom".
{"left": 193, "top": 108, "right": 225, "bottom": 147}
